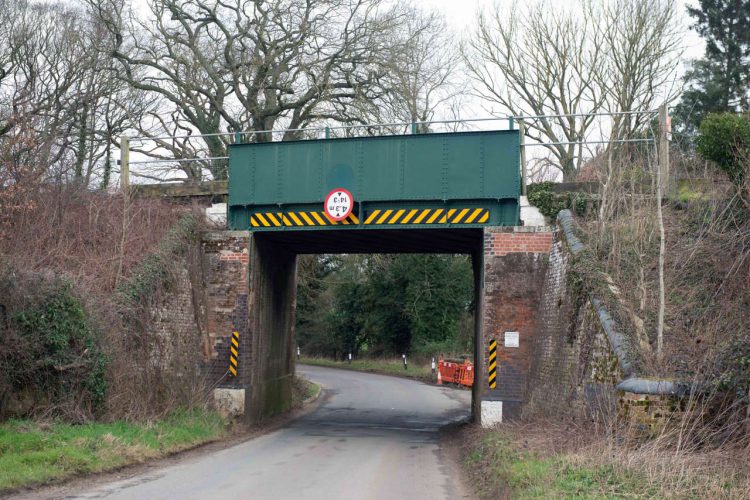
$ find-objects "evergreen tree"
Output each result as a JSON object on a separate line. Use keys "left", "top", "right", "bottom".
{"left": 674, "top": 0, "right": 750, "bottom": 133}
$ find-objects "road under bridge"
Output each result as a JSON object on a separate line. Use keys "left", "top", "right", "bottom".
{"left": 205, "top": 129, "right": 553, "bottom": 426}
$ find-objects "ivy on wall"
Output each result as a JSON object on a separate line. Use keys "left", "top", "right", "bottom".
{"left": 527, "top": 182, "right": 593, "bottom": 219}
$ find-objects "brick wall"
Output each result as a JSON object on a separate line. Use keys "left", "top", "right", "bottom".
{"left": 480, "top": 226, "right": 553, "bottom": 420}
{"left": 143, "top": 232, "right": 251, "bottom": 392}
{"left": 150, "top": 266, "right": 203, "bottom": 371}
{"left": 524, "top": 227, "right": 623, "bottom": 419}
{"left": 201, "top": 231, "right": 251, "bottom": 389}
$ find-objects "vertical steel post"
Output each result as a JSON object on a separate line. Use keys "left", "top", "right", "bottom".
{"left": 508, "top": 116, "right": 514, "bottom": 130}
{"left": 119, "top": 135, "right": 130, "bottom": 192}
{"left": 235, "top": 131, "right": 242, "bottom": 144}
{"left": 411, "top": 122, "right": 417, "bottom": 135}
{"left": 325, "top": 126, "right": 331, "bottom": 139}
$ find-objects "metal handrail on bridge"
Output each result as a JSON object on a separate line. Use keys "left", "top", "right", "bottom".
{"left": 120, "top": 110, "right": 661, "bottom": 190}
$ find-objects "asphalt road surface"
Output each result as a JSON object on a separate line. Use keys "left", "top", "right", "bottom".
{"left": 65, "top": 365, "right": 472, "bottom": 500}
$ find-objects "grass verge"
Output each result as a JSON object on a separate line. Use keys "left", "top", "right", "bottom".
{"left": 463, "top": 426, "right": 655, "bottom": 498}
{"left": 292, "top": 376, "right": 321, "bottom": 406}
{"left": 461, "top": 421, "right": 750, "bottom": 499}
{"left": 0, "top": 409, "right": 226, "bottom": 492}
{"left": 300, "top": 357, "right": 434, "bottom": 383}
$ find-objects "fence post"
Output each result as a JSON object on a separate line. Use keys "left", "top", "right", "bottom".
{"left": 658, "top": 103, "right": 670, "bottom": 193}
{"left": 519, "top": 120, "right": 527, "bottom": 196}
{"left": 120, "top": 135, "right": 130, "bottom": 192}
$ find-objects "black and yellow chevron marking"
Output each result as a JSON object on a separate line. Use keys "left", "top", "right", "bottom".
{"left": 364, "top": 207, "right": 489, "bottom": 225}
{"left": 250, "top": 211, "right": 360, "bottom": 228}
{"left": 229, "top": 331, "right": 239, "bottom": 377}
{"left": 488, "top": 339, "right": 497, "bottom": 389}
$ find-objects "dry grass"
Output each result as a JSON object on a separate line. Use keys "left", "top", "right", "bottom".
{"left": 463, "top": 416, "right": 750, "bottom": 499}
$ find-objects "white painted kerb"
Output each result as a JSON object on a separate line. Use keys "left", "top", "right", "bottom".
{"left": 481, "top": 400, "right": 503, "bottom": 427}
{"left": 213, "top": 388, "right": 245, "bottom": 418}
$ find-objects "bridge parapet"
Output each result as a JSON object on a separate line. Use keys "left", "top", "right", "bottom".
{"left": 228, "top": 130, "right": 521, "bottom": 231}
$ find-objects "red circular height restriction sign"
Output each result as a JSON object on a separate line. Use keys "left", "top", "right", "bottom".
{"left": 324, "top": 188, "right": 354, "bottom": 221}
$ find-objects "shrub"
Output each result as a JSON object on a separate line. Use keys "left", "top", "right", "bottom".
{"left": 0, "top": 268, "right": 107, "bottom": 421}
{"left": 696, "top": 113, "right": 750, "bottom": 186}
{"left": 527, "top": 182, "right": 592, "bottom": 219}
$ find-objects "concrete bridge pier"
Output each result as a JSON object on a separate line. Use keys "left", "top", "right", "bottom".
{"left": 246, "top": 234, "right": 297, "bottom": 423}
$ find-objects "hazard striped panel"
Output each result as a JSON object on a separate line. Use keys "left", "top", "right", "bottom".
{"left": 250, "top": 208, "right": 489, "bottom": 228}
{"left": 250, "top": 211, "right": 360, "bottom": 228}
{"left": 488, "top": 339, "right": 497, "bottom": 389}
{"left": 363, "top": 207, "right": 489, "bottom": 225}
{"left": 229, "top": 331, "right": 239, "bottom": 377}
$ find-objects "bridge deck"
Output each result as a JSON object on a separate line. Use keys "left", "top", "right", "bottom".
{"left": 228, "top": 130, "right": 521, "bottom": 231}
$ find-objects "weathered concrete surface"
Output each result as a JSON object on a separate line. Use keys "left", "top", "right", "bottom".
{"left": 212, "top": 388, "right": 245, "bottom": 418}
{"left": 65, "top": 366, "right": 472, "bottom": 500}
{"left": 246, "top": 234, "right": 297, "bottom": 423}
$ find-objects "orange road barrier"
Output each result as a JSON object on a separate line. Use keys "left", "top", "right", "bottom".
{"left": 437, "top": 357, "right": 474, "bottom": 388}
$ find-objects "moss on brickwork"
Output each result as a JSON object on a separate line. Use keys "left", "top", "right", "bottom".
{"left": 618, "top": 392, "right": 683, "bottom": 435}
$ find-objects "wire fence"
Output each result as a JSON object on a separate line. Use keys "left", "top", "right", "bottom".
{"left": 122, "top": 110, "right": 661, "bottom": 186}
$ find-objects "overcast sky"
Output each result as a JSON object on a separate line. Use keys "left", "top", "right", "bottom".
{"left": 125, "top": 0, "right": 709, "bottom": 181}
{"left": 422, "top": 0, "right": 704, "bottom": 65}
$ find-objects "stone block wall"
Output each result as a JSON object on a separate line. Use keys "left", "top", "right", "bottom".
{"left": 523, "top": 217, "right": 682, "bottom": 431}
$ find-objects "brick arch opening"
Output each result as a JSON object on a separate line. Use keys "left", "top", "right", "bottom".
{"left": 203, "top": 226, "right": 552, "bottom": 425}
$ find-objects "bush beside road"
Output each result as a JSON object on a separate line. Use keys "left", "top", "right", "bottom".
{"left": 0, "top": 377, "right": 322, "bottom": 494}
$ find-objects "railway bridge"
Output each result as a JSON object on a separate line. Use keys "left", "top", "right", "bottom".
{"left": 202, "top": 129, "right": 553, "bottom": 426}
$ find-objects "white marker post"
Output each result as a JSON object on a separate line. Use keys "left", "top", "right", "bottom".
{"left": 297, "top": 346, "right": 300, "bottom": 360}
{"left": 348, "top": 352, "right": 352, "bottom": 364}
{"left": 431, "top": 357, "right": 436, "bottom": 375}
{"left": 402, "top": 354, "right": 407, "bottom": 371}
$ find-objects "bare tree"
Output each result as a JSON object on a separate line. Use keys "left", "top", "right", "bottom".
{"left": 0, "top": 1, "right": 90, "bottom": 180}
{"left": 465, "top": 0, "right": 683, "bottom": 181}
{"left": 376, "top": 8, "right": 463, "bottom": 132}
{"left": 87, "top": 0, "right": 415, "bottom": 181}
{"left": 592, "top": 0, "right": 683, "bottom": 140}
{"left": 465, "top": 2, "right": 605, "bottom": 180}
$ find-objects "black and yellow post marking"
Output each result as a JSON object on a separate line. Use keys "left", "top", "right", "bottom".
{"left": 488, "top": 339, "right": 497, "bottom": 389}
{"left": 229, "top": 331, "right": 239, "bottom": 377}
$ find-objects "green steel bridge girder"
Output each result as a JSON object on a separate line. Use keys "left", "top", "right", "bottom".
{"left": 228, "top": 130, "right": 521, "bottom": 231}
